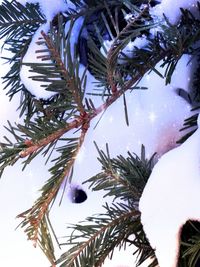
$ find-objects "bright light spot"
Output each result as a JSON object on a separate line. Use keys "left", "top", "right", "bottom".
{"left": 124, "top": 13, "right": 133, "bottom": 20}
{"left": 148, "top": 111, "right": 157, "bottom": 123}
{"left": 109, "top": 116, "right": 114, "bottom": 123}
{"left": 137, "top": 139, "right": 142, "bottom": 146}
{"left": 146, "top": 74, "right": 150, "bottom": 81}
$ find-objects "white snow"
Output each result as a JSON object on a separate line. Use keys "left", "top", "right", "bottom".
{"left": 18, "top": 0, "right": 71, "bottom": 21}
{"left": 19, "top": 0, "right": 76, "bottom": 99}
{"left": 20, "top": 23, "right": 56, "bottom": 99}
{"left": 0, "top": 0, "right": 199, "bottom": 267}
{"left": 19, "top": 0, "right": 92, "bottom": 99}
{"left": 150, "top": 0, "right": 199, "bottom": 24}
{"left": 131, "top": 35, "right": 149, "bottom": 50}
{"left": 0, "top": 36, "right": 50, "bottom": 267}
{"left": 100, "top": 35, "right": 149, "bottom": 62}
{"left": 100, "top": 39, "right": 113, "bottom": 57}
{"left": 68, "top": 54, "right": 194, "bottom": 267}
{"left": 139, "top": 113, "right": 200, "bottom": 267}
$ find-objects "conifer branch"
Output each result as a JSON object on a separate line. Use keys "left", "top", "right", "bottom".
{"left": 57, "top": 206, "right": 139, "bottom": 267}
{"left": 0, "top": 0, "right": 45, "bottom": 40}
{"left": 3, "top": 0, "right": 199, "bottom": 165}
{"left": 40, "top": 30, "right": 85, "bottom": 114}
{"left": 17, "top": 44, "right": 166, "bottom": 161}
{"left": 56, "top": 146, "right": 155, "bottom": 267}
{"left": 18, "top": 120, "right": 79, "bottom": 158}
{"left": 106, "top": 4, "right": 151, "bottom": 94}
{"left": 1, "top": 1, "right": 200, "bottom": 266}
{"left": 72, "top": 209, "right": 139, "bottom": 254}
{"left": 85, "top": 144, "right": 154, "bottom": 207}
{"left": 17, "top": 128, "right": 88, "bottom": 266}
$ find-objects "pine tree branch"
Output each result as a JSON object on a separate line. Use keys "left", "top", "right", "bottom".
{"left": 18, "top": 120, "right": 78, "bottom": 158}
{"left": 0, "top": 0, "right": 46, "bottom": 40}
{"left": 72, "top": 146, "right": 155, "bottom": 267}
{"left": 178, "top": 220, "right": 200, "bottom": 267}
{"left": 17, "top": 129, "right": 87, "bottom": 266}
{"left": 17, "top": 49, "right": 161, "bottom": 160}
{"left": 70, "top": 210, "right": 139, "bottom": 259}
{"left": 40, "top": 30, "right": 85, "bottom": 114}
{"left": 17, "top": 41, "right": 167, "bottom": 161}
{"left": 107, "top": 4, "right": 151, "bottom": 94}
{"left": 85, "top": 144, "right": 154, "bottom": 209}
{"left": 57, "top": 205, "right": 139, "bottom": 267}
{"left": 3, "top": 0, "right": 200, "bottom": 165}
{"left": 1, "top": 2, "right": 200, "bottom": 266}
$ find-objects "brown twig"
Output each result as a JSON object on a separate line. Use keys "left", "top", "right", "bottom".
{"left": 19, "top": 119, "right": 79, "bottom": 157}
{"left": 36, "top": 128, "right": 87, "bottom": 236}
{"left": 18, "top": 126, "right": 88, "bottom": 267}
{"left": 15, "top": 28, "right": 171, "bottom": 267}
{"left": 16, "top": 49, "right": 167, "bottom": 267}
{"left": 17, "top": 25, "right": 168, "bottom": 266}
{"left": 19, "top": 47, "right": 168, "bottom": 159}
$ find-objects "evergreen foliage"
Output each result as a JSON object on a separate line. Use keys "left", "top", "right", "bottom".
{"left": 0, "top": 0, "right": 200, "bottom": 266}
{"left": 56, "top": 144, "right": 156, "bottom": 267}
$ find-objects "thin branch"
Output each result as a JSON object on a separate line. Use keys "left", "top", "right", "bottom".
{"left": 19, "top": 119, "right": 79, "bottom": 157}
{"left": 66, "top": 209, "right": 140, "bottom": 266}
{"left": 18, "top": 127, "right": 87, "bottom": 228}
{"left": 106, "top": 5, "right": 149, "bottom": 94}
{"left": 19, "top": 48, "right": 168, "bottom": 159}
{"left": 17, "top": 128, "right": 88, "bottom": 266}
{"left": 41, "top": 30, "right": 85, "bottom": 114}
{"left": 105, "top": 169, "right": 141, "bottom": 199}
